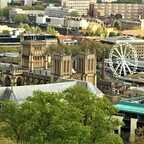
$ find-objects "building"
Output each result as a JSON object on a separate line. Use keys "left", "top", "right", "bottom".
{"left": 102, "top": 36, "right": 144, "bottom": 59}
{"left": 101, "top": 0, "right": 117, "bottom": 2}
{"left": 65, "top": 17, "right": 89, "bottom": 29}
{"left": 0, "top": 0, "right": 7, "bottom": 9}
{"left": 21, "top": 0, "right": 33, "bottom": 6}
{"left": 9, "top": 8, "right": 45, "bottom": 19}
{"left": 61, "top": 0, "right": 96, "bottom": 16}
{"left": 89, "top": 3, "right": 144, "bottom": 20}
{"left": 12, "top": 0, "right": 36, "bottom": 6}
{"left": 121, "top": 20, "right": 141, "bottom": 30}
{"left": 36, "top": 15, "right": 64, "bottom": 27}
{"left": 115, "top": 96, "right": 144, "bottom": 141}
{"left": 0, "top": 38, "right": 97, "bottom": 87}
{"left": 45, "top": 4, "right": 75, "bottom": 18}
{"left": 9, "top": 8, "right": 25, "bottom": 18}
{"left": 0, "top": 79, "right": 104, "bottom": 104}
{"left": 36, "top": 15, "right": 89, "bottom": 29}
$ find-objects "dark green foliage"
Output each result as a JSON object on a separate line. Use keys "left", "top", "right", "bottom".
{"left": 67, "top": 11, "right": 79, "bottom": 17}
{"left": 0, "top": 86, "right": 123, "bottom": 144}
{"left": 46, "top": 26, "right": 57, "bottom": 35}
{"left": 114, "top": 20, "right": 122, "bottom": 30}
{"left": 13, "top": 14, "right": 29, "bottom": 24}
{"left": 47, "top": 40, "right": 112, "bottom": 61}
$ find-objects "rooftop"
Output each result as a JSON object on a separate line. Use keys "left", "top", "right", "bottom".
{"left": 115, "top": 96, "right": 144, "bottom": 115}
{"left": 102, "top": 36, "right": 144, "bottom": 44}
{"left": 0, "top": 79, "right": 104, "bottom": 104}
{"left": 122, "top": 30, "right": 144, "bottom": 37}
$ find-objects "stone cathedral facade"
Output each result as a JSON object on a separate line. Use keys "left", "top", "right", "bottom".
{"left": 0, "top": 40, "right": 97, "bottom": 87}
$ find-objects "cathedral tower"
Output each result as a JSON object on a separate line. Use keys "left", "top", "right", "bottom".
{"left": 51, "top": 51, "right": 72, "bottom": 83}
{"left": 76, "top": 49, "right": 97, "bottom": 85}
{"left": 20, "top": 41, "right": 48, "bottom": 71}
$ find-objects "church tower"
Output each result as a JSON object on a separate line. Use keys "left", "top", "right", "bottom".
{"left": 77, "top": 49, "right": 97, "bottom": 85}
{"left": 20, "top": 41, "right": 48, "bottom": 71}
{"left": 51, "top": 51, "right": 72, "bottom": 83}
{"left": 51, "top": 52, "right": 72, "bottom": 83}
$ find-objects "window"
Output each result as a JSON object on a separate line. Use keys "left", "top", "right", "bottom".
{"left": 88, "top": 59, "right": 90, "bottom": 71}
{"left": 64, "top": 61, "right": 66, "bottom": 73}
{"left": 91, "top": 59, "right": 93, "bottom": 71}
{"left": 67, "top": 60, "right": 69, "bottom": 73}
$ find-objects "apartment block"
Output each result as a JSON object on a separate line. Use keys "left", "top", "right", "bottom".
{"left": 45, "top": 4, "right": 75, "bottom": 18}
{"left": 89, "top": 3, "right": 144, "bottom": 20}
{"left": 61, "top": 0, "right": 96, "bottom": 16}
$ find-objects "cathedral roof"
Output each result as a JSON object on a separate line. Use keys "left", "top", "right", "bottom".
{"left": 0, "top": 80, "right": 104, "bottom": 104}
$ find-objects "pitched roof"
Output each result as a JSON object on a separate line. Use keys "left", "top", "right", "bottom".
{"left": 0, "top": 80, "right": 104, "bottom": 104}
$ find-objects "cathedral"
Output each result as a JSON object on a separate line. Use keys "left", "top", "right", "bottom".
{"left": 0, "top": 40, "right": 97, "bottom": 87}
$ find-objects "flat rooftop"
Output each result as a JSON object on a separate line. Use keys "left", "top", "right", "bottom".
{"left": 115, "top": 96, "right": 144, "bottom": 115}
{"left": 102, "top": 36, "right": 144, "bottom": 44}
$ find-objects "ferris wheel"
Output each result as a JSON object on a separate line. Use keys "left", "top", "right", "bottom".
{"left": 109, "top": 43, "right": 138, "bottom": 77}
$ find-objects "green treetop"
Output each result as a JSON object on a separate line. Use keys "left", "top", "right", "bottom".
{"left": 0, "top": 86, "right": 123, "bottom": 144}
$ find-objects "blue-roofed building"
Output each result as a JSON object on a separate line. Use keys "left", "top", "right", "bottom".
{"left": 115, "top": 97, "right": 144, "bottom": 142}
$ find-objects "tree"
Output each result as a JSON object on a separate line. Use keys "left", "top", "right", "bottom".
{"left": 114, "top": 20, "right": 122, "bottom": 30}
{"left": 135, "top": 127, "right": 144, "bottom": 144}
{"left": 3, "top": 7, "right": 12, "bottom": 19}
{"left": 95, "top": 27, "right": 104, "bottom": 36}
{"left": 0, "top": 86, "right": 123, "bottom": 143}
{"left": 13, "top": 14, "right": 29, "bottom": 24}
{"left": 46, "top": 26, "right": 57, "bottom": 35}
{"left": 115, "top": 14, "right": 122, "bottom": 19}
{"left": 23, "top": 24, "right": 31, "bottom": 32}
{"left": 35, "top": 26, "right": 43, "bottom": 34}
{"left": 2, "top": 30, "right": 9, "bottom": 34}
{"left": 18, "top": 23, "right": 24, "bottom": 28}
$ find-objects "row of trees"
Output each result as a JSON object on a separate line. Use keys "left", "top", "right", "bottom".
{"left": 19, "top": 23, "right": 57, "bottom": 35}
{"left": 47, "top": 39, "right": 112, "bottom": 61}
{"left": 0, "top": 86, "right": 123, "bottom": 143}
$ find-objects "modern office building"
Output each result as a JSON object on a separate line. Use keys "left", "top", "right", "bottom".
{"left": 0, "top": 0, "right": 7, "bottom": 9}
{"left": 61, "top": 0, "right": 96, "bottom": 16}
{"left": 89, "top": 3, "right": 144, "bottom": 20}
{"left": 45, "top": 4, "right": 75, "bottom": 18}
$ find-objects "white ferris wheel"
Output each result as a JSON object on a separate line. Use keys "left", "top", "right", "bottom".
{"left": 109, "top": 43, "right": 138, "bottom": 78}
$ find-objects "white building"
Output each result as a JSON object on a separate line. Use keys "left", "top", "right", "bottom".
{"left": 36, "top": 15, "right": 64, "bottom": 27}
{"left": 61, "top": 0, "right": 96, "bottom": 16}
{"left": 45, "top": 4, "right": 75, "bottom": 18}
{"left": 23, "top": 0, "right": 33, "bottom": 6}
{"left": 36, "top": 15, "right": 89, "bottom": 29}
{"left": 66, "top": 17, "right": 89, "bottom": 29}
{"left": 0, "top": 0, "right": 7, "bottom": 9}
{"left": 12, "top": 0, "right": 37, "bottom": 6}
{"left": 101, "top": 0, "right": 117, "bottom": 2}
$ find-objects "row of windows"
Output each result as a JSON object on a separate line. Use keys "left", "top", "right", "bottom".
{"left": 78, "top": 58, "right": 94, "bottom": 71}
